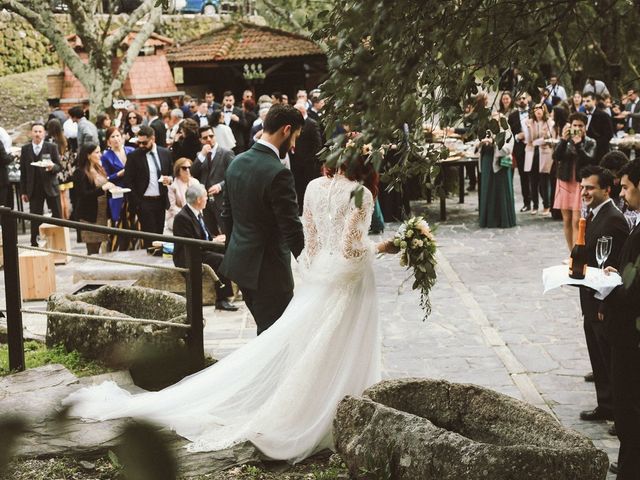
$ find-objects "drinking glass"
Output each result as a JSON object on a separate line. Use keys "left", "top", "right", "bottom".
{"left": 596, "top": 236, "right": 613, "bottom": 274}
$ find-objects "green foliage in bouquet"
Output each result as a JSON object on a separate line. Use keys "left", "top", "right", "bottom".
{"left": 393, "top": 217, "right": 437, "bottom": 319}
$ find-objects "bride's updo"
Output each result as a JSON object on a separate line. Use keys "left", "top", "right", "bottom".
{"left": 323, "top": 137, "right": 380, "bottom": 198}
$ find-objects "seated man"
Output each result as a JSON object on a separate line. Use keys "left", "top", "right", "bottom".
{"left": 172, "top": 184, "right": 238, "bottom": 312}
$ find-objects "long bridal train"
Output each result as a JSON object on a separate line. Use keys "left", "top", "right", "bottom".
{"left": 64, "top": 173, "right": 381, "bottom": 463}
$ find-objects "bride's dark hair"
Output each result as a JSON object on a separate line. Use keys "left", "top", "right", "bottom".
{"left": 323, "top": 140, "right": 380, "bottom": 199}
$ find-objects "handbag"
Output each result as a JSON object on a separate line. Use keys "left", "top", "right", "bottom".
{"left": 499, "top": 156, "right": 512, "bottom": 168}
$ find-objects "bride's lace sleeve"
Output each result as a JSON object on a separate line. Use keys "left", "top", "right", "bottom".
{"left": 341, "top": 188, "right": 375, "bottom": 260}
{"left": 302, "top": 205, "right": 318, "bottom": 266}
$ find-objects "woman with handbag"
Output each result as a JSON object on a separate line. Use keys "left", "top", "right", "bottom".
{"left": 478, "top": 113, "right": 517, "bottom": 228}
{"left": 524, "top": 104, "right": 555, "bottom": 216}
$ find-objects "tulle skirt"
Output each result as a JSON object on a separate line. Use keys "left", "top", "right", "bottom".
{"left": 64, "top": 251, "right": 381, "bottom": 463}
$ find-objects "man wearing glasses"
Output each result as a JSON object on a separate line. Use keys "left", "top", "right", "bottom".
{"left": 124, "top": 125, "right": 173, "bottom": 247}
{"left": 190, "top": 126, "right": 235, "bottom": 236}
{"left": 508, "top": 92, "right": 532, "bottom": 212}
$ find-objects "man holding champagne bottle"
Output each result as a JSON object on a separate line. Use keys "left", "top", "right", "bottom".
{"left": 575, "top": 166, "right": 629, "bottom": 427}
{"left": 603, "top": 159, "right": 640, "bottom": 478}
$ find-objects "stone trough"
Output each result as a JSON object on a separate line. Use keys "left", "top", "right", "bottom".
{"left": 334, "top": 378, "right": 608, "bottom": 480}
{"left": 72, "top": 250, "right": 220, "bottom": 305}
{"left": 47, "top": 285, "right": 193, "bottom": 389}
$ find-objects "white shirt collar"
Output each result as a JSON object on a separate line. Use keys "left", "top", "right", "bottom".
{"left": 591, "top": 198, "right": 612, "bottom": 219}
{"left": 257, "top": 139, "right": 280, "bottom": 158}
{"left": 187, "top": 203, "right": 201, "bottom": 218}
{"left": 32, "top": 141, "right": 43, "bottom": 148}
{"left": 147, "top": 145, "right": 159, "bottom": 157}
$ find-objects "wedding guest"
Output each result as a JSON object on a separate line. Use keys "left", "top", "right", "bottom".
{"left": 146, "top": 104, "right": 167, "bottom": 148}
{"left": 101, "top": 127, "right": 134, "bottom": 232}
{"left": 72, "top": 143, "right": 114, "bottom": 255}
{"left": 583, "top": 92, "right": 613, "bottom": 163}
{"left": 171, "top": 118, "right": 201, "bottom": 162}
{"left": 95, "top": 113, "right": 111, "bottom": 151}
{"left": 603, "top": 159, "right": 640, "bottom": 478}
{"left": 47, "top": 119, "right": 74, "bottom": 220}
{"left": 600, "top": 150, "right": 640, "bottom": 229}
{"left": 172, "top": 184, "right": 237, "bottom": 312}
{"left": 545, "top": 73, "right": 568, "bottom": 106}
{"left": 570, "top": 91, "right": 585, "bottom": 114}
{"left": 211, "top": 110, "right": 236, "bottom": 151}
{"left": 242, "top": 98, "right": 257, "bottom": 146}
{"left": 478, "top": 114, "right": 516, "bottom": 228}
{"left": 165, "top": 157, "right": 199, "bottom": 232}
{"left": 20, "top": 122, "right": 62, "bottom": 246}
{"left": 166, "top": 108, "right": 184, "bottom": 147}
{"left": 497, "top": 91, "right": 514, "bottom": 116}
{"left": 69, "top": 106, "right": 99, "bottom": 149}
{"left": 159, "top": 101, "right": 171, "bottom": 118}
{"left": 124, "top": 125, "right": 172, "bottom": 247}
{"left": 553, "top": 112, "right": 596, "bottom": 251}
{"left": 508, "top": 92, "right": 532, "bottom": 211}
{"left": 0, "top": 140, "right": 12, "bottom": 208}
{"left": 525, "top": 104, "right": 555, "bottom": 215}
{"left": 583, "top": 76, "right": 610, "bottom": 97}
{"left": 123, "top": 111, "right": 143, "bottom": 148}
{"left": 577, "top": 165, "right": 628, "bottom": 428}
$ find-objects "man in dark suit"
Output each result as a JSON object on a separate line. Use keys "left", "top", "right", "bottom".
{"left": 219, "top": 91, "right": 248, "bottom": 154}
{"left": 204, "top": 91, "right": 221, "bottom": 116}
{"left": 193, "top": 102, "right": 212, "bottom": 129}
{"left": 290, "top": 103, "right": 323, "bottom": 214}
{"left": 583, "top": 92, "right": 613, "bottom": 163}
{"left": 172, "top": 184, "right": 237, "bottom": 311}
{"left": 220, "top": 104, "right": 305, "bottom": 334}
{"left": 19, "top": 122, "right": 62, "bottom": 246}
{"left": 0, "top": 140, "right": 13, "bottom": 208}
{"left": 146, "top": 104, "right": 167, "bottom": 148}
{"left": 576, "top": 166, "right": 629, "bottom": 424}
{"left": 124, "top": 125, "right": 172, "bottom": 247}
{"left": 622, "top": 87, "right": 640, "bottom": 135}
{"left": 508, "top": 93, "right": 532, "bottom": 211}
{"left": 604, "top": 158, "right": 640, "bottom": 478}
{"left": 190, "top": 125, "right": 235, "bottom": 236}
{"left": 307, "top": 94, "right": 325, "bottom": 144}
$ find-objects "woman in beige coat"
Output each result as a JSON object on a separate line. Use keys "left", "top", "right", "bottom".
{"left": 165, "top": 157, "right": 200, "bottom": 232}
{"left": 525, "top": 104, "right": 555, "bottom": 215}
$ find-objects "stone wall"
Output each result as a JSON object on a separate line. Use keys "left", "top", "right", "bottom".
{"left": 0, "top": 12, "right": 224, "bottom": 77}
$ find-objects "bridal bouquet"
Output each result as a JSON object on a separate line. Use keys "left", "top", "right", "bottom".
{"left": 393, "top": 217, "right": 437, "bottom": 319}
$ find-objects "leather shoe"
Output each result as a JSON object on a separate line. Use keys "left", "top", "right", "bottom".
{"left": 608, "top": 424, "right": 617, "bottom": 436}
{"left": 580, "top": 407, "right": 614, "bottom": 421}
{"left": 609, "top": 462, "right": 619, "bottom": 474}
{"left": 215, "top": 300, "right": 239, "bottom": 312}
{"left": 584, "top": 371, "right": 594, "bottom": 382}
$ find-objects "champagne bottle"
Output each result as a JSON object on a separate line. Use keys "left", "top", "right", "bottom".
{"left": 569, "top": 218, "right": 588, "bottom": 279}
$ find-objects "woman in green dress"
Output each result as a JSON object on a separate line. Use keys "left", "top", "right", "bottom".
{"left": 478, "top": 113, "right": 517, "bottom": 228}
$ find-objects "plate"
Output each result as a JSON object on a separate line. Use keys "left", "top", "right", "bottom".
{"left": 31, "top": 161, "right": 54, "bottom": 168}
{"left": 109, "top": 187, "right": 131, "bottom": 199}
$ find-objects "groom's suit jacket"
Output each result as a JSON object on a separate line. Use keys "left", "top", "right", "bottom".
{"left": 220, "top": 142, "right": 304, "bottom": 292}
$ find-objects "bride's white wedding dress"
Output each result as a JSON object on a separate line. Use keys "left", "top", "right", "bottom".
{"left": 64, "top": 173, "right": 381, "bottom": 463}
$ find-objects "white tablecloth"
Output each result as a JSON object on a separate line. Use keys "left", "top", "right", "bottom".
{"left": 542, "top": 265, "right": 622, "bottom": 299}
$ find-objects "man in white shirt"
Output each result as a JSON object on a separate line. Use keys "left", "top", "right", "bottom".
{"left": 545, "top": 74, "right": 567, "bottom": 107}
{"left": 194, "top": 102, "right": 211, "bottom": 128}
{"left": 583, "top": 77, "right": 610, "bottom": 97}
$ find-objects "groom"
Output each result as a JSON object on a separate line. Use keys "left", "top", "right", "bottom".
{"left": 220, "top": 104, "right": 306, "bottom": 334}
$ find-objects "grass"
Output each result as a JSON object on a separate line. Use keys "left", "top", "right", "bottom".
{"left": 0, "top": 67, "right": 51, "bottom": 132}
{"left": 2, "top": 454, "right": 349, "bottom": 480}
{"left": 0, "top": 340, "right": 113, "bottom": 377}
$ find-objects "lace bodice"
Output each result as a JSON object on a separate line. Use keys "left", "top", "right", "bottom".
{"left": 301, "top": 174, "right": 375, "bottom": 265}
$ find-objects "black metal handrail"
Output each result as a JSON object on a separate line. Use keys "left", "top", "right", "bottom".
{"left": 0, "top": 206, "right": 207, "bottom": 374}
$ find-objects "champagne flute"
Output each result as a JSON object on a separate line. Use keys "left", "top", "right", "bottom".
{"left": 595, "top": 236, "right": 613, "bottom": 275}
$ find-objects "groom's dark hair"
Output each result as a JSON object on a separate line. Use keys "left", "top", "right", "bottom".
{"left": 263, "top": 104, "right": 304, "bottom": 134}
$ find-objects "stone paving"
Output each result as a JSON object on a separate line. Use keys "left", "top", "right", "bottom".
{"left": 0, "top": 170, "right": 618, "bottom": 477}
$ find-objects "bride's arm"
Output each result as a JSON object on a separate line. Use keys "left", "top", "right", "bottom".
{"left": 342, "top": 189, "right": 377, "bottom": 259}
{"left": 301, "top": 195, "right": 319, "bottom": 265}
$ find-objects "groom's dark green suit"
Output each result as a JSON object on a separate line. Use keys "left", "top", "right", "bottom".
{"left": 220, "top": 142, "right": 305, "bottom": 334}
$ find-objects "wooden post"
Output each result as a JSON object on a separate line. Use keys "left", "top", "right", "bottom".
{"left": 1, "top": 212, "right": 25, "bottom": 371}
{"left": 184, "top": 244, "right": 204, "bottom": 373}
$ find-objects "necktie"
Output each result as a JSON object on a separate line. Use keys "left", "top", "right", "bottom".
{"left": 197, "top": 213, "right": 210, "bottom": 241}
{"left": 587, "top": 210, "right": 594, "bottom": 224}
{"left": 150, "top": 151, "right": 161, "bottom": 179}
{"left": 34, "top": 145, "right": 41, "bottom": 156}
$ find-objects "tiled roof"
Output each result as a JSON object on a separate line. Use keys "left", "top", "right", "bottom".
{"left": 66, "top": 31, "right": 173, "bottom": 51}
{"left": 166, "top": 22, "right": 324, "bottom": 63}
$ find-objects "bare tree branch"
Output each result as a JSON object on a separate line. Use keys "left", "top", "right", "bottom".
{"left": 111, "top": 5, "right": 162, "bottom": 92}
{"left": 105, "top": 0, "right": 157, "bottom": 52}
{"left": 260, "top": 0, "right": 303, "bottom": 31}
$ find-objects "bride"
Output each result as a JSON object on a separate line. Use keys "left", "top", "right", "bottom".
{"left": 64, "top": 150, "right": 398, "bottom": 463}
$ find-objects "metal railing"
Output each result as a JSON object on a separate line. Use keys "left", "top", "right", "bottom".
{"left": 0, "top": 206, "right": 221, "bottom": 374}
